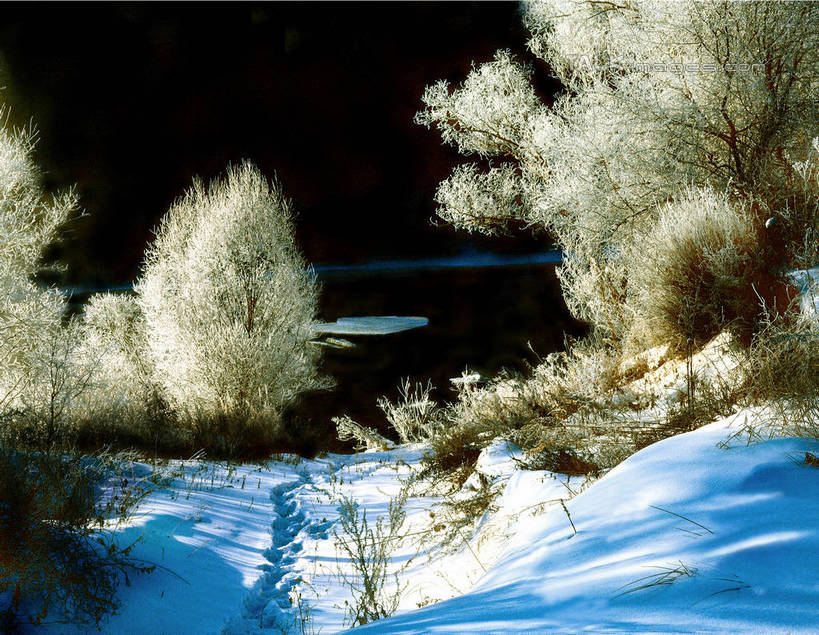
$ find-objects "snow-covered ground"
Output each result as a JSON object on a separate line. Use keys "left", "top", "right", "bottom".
{"left": 359, "top": 415, "right": 819, "bottom": 633}
{"left": 39, "top": 410, "right": 819, "bottom": 633}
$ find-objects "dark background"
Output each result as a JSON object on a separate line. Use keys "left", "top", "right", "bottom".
{"left": 0, "top": 2, "right": 558, "bottom": 286}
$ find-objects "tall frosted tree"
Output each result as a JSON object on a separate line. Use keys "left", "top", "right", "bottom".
{"left": 137, "top": 161, "right": 326, "bottom": 422}
{"left": 418, "top": 1, "right": 819, "bottom": 346}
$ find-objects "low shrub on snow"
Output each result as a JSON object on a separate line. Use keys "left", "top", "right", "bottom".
{"left": 376, "top": 379, "right": 446, "bottom": 445}
{"left": 334, "top": 491, "right": 409, "bottom": 627}
{"left": 735, "top": 310, "right": 819, "bottom": 439}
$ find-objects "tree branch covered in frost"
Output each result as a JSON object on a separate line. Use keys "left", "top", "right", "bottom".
{"left": 0, "top": 118, "right": 77, "bottom": 282}
{"left": 419, "top": 0, "right": 819, "bottom": 341}
{"left": 415, "top": 51, "right": 546, "bottom": 166}
{"left": 434, "top": 164, "right": 532, "bottom": 234}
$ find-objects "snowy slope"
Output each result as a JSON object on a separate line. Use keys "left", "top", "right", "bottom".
{"left": 355, "top": 414, "right": 819, "bottom": 633}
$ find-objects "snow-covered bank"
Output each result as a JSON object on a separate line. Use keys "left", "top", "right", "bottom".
{"left": 38, "top": 412, "right": 819, "bottom": 633}
{"left": 356, "top": 415, "right": 819, "bottom": 633}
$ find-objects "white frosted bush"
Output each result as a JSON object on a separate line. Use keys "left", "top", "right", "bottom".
{"left": 80, "top": 292, "right": 163, "bottom": 417}
{"left": 377, "top": 379, "right": 445, "bottom": 444}
{"left": 0, "top": 281, "right": 66, "bottom": 413}
{"left": 137, "top": 161, "right": 326, "bottom": 421}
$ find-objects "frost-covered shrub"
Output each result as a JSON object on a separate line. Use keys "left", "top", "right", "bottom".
{"left": 0, "top": 282, "right": 66, "bottom": 417}
{"left": 626, "top": 188, "right": 797, "bottom": 351}
{"left": 418, "top": 1, "right": 819, "bottom": 343}
{"left": 11, "top": 316, "right": 99, "bottom": 449}
{"left": 75, "top": 292, "right": 178, "bottom": 448}
{"left": 377, "top": 379, "right": 446, "bottom": 444}
{"left": 0, "top": 105, "right": 149, "bottom": 628}
{"left": 81, "top": 293, "right": 161, "bottom": 409}
{"left": 334, "top": 415, "right": 393, "bottom": 452}
{"left": 137, "top": 162, "right": 326, "bottom": 425}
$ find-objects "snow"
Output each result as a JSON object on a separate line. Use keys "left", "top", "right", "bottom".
{"left": 35, "top": 412, "right": 819, "bottom": 633}
{"left": 788, "top": 266, "right": 819, "bottom": 318}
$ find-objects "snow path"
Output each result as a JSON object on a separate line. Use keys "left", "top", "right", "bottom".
{"left": 227, "top": 474, "right": 311, "bottom": 631}
{"left": 226, "top": 469, "right": 335, "bottom": 632}
{"left": 44, "top": 459, "right": 311, "bottom": 634}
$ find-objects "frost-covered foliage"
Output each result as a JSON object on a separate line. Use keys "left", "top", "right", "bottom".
{"left": 0, "top": 112, "right": 79, "bottom": 430}
{"left": 0, "top": 120, "right": 77, "bottom": 281}
{"left": 137, "top": 162, "right": 326, "bottom": 422}
{"left": 418, "top": 1, "right": 819, "bottom": 342}
{"left": 333, "top": 415, "right": 393, "bottom": 452}
{"left": 79, "top": 292, "right": 171, "bottom": 436}
{"left": 377, "top": 379, "right": 445, "bottom": 445}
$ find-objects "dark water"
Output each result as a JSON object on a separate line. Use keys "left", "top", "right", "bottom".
{"left": 293, "top": 262, "right": 586, "bottom": 447}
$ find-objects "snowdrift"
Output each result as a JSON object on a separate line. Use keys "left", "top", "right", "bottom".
{"left": 354, "top": 415, "right": 819, "bottom": 633}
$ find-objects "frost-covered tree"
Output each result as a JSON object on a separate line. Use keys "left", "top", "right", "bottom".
{"left": 137, "top": 162, "right": 326, "bottom": 422}
{"left": 418, "top": 1, "right": 819, "bottom": 345}
{"left": 0, "top": 113, "right": 78, "bottom": 419}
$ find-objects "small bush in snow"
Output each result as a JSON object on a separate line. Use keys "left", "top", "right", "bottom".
{"left": 737, "top": 311, "right": 819, "bottom": 439}
{"left": 377, "top": 379, "right": 446, "bottom": 444}
{"left": 334, "top": 491, "right": 408, "bottom": 627}
{"left": 333, "top": 415, "right": 393, "bottom": 452}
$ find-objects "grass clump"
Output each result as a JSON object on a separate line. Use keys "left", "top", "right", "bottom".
{"left": 0, "top": 449, "right": 159, "bottom": 629}
{"left": 627, "top": 188, "right": 798, "bottom": 351}
{"left": 733, "top": 309, "right": 819, "bottom": 439}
